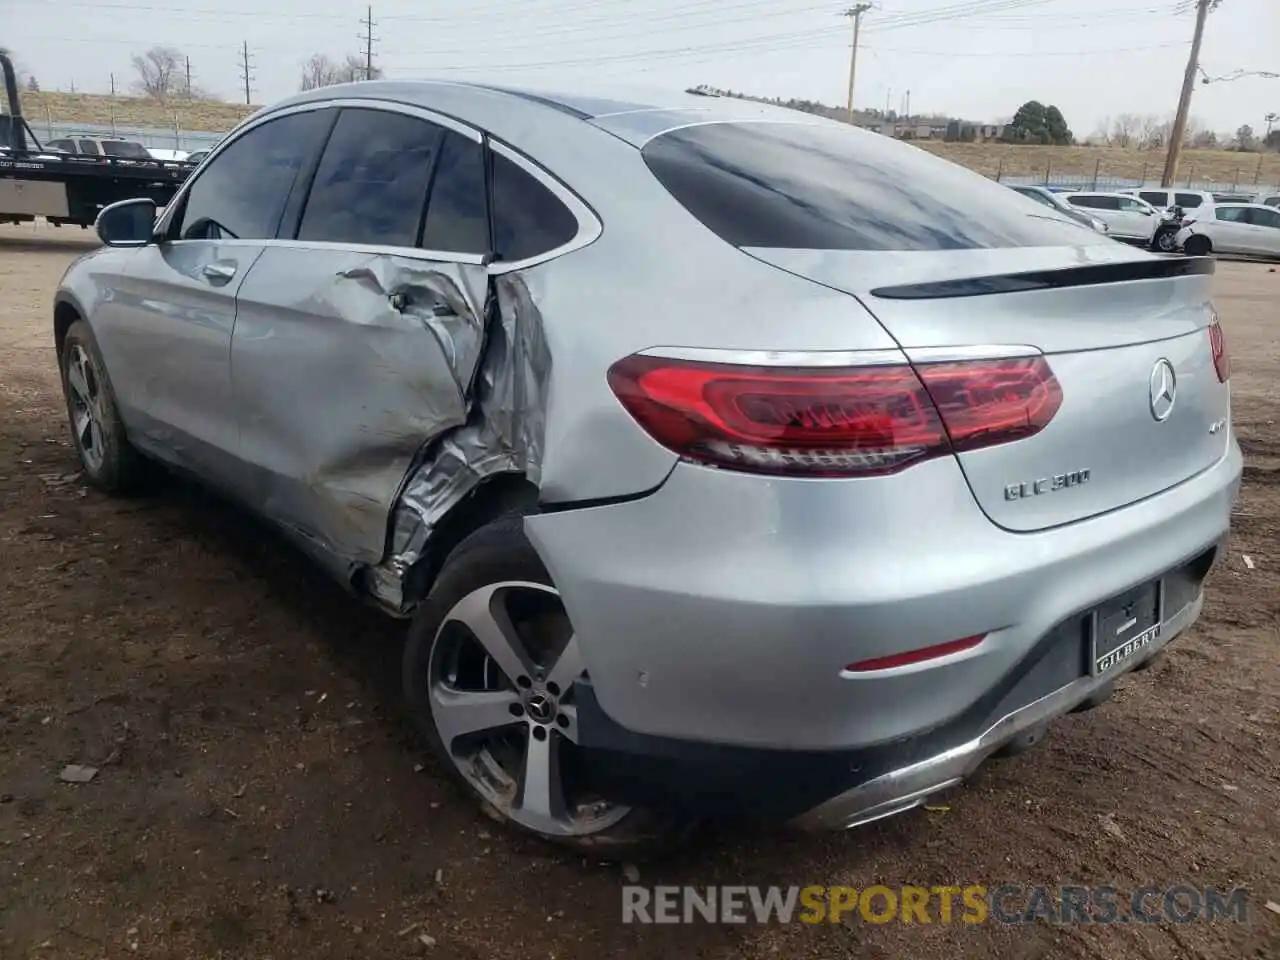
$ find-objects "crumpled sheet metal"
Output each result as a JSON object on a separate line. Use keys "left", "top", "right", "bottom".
{"left": 379, "top": 271, "right": 551, "bottom": 596}
{"left": 237, "top": 252, "right": 487, "bottom": 568}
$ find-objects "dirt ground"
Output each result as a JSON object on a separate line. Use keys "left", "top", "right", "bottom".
{"left": 0, "top": 222, "right": 1277, "bottom": 960}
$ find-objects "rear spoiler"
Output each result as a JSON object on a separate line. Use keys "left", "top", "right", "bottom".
{"left": 871, "top": 255, "right": 1214, "bottom": 301}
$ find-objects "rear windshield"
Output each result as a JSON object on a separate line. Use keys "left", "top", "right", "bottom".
{"left": 101, "top": 141, "right": 151, "bottom": 159}
{"left": 640, "top": 121, "right": 1093, "bottom": 251}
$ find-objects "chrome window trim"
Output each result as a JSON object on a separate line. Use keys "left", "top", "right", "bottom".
{"left": 485, "top": 137, "right": 602, "bottom": 275}
{"left": 154, "top": 97, "right": 484, "bottom": 239}
{"left": 906, "top": 344, "right": 1043, "bottom": 363}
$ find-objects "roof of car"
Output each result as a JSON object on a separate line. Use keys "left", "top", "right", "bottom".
{"left": 265, "top": 79, "right": 822, "bottom": 147}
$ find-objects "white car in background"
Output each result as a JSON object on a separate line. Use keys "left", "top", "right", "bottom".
{"left": 1059, "top": 191, "right": 1161, "bottom": 244}
{"left": 1176, "top": 203, "right": 1280, "bottom": 259}
{"left": 1119, "top": 188, "right": 1217, "bottom": 214}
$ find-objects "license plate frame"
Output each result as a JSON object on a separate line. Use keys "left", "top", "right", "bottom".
{"left": 1091, "top": 579, "right": 1163, "bottom": 676}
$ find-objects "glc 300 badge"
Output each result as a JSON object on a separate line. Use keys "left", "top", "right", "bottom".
{"left": 1004, "top": 469, "right": 1091, "bottom": 501}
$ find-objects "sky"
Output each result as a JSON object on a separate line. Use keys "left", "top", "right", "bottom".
{"left": 3, "top": 0, "right": 1277, "bottom": 138}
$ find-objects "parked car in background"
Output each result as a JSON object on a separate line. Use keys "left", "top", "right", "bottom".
{"left": 55, "top": 82, "right": 1241, "bottom": 856}
{"left": 1211, "top": 193, "right": 1256, "bottom": 204}
{"left": 1119, "top": 188, "right": 1217, "bottom": 213}
{"left": 1059, "top": 191, "right": 1161, "bottom": 244}
{"left": 44, "top": 135, "right": 152, "bottom": 160}
{"left": 146, "top": 148, "right": 190, "bottom": 162}
{"left": 1176, "top": 203, "right": 1280, "bottom": 259}
{"left": 1007, "top": 184, "right": 1110, "bottom": 235}
{"left": 1259, "top": 194, "right": 1280, "bottom": 208}
{"left": 183, "top": 149, "right": 211, "bottom": 164}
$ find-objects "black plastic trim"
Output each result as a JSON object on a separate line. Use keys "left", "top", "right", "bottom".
{"left": 871, "top": 255, "right": 1215, "bottom": 300}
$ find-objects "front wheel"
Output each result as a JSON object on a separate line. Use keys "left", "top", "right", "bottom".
{"left": 403, "top": 515, "right": 692, "bottom": 860}
{"left": 59, "top": 320, "right": 146, "bottom": 493}
{"left": 1182, "top": 234, "right": 1212, "bottom": 257}
{"left": 1153, "top": 228, "right": 1179, "bottom": 253}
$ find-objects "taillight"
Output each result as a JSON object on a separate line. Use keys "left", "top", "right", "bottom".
{"left": 606, "top": 353, "right": 1063, "bottom": 477}
{"left": 1208, "top": 314, "right": 1230, "bottom": 382}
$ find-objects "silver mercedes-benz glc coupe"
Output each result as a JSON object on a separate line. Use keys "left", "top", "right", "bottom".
{"left": 54, "top": 81, "right": 1241, "bottom": 857}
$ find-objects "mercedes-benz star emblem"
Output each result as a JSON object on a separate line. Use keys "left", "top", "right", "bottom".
{"left": 1149, "top": 359, "right": 1177, "bottom": 422}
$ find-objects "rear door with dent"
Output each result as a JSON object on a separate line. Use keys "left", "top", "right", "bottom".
{"left": 230, "top": 104, "right": 492, "bottom": 565}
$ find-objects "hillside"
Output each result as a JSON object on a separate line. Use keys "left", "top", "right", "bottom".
{"left": 19, "top": 90, "right": 258, "bottom": 132}
{"left": 13, "top": 90, "right": 1280, "bottom": 186}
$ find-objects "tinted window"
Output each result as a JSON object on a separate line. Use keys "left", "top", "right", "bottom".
{"left": 174, "top": 109, "right": 332, "bottom": 241}
{"left": 77, "top": 140, "right": 99, "bottom": 154}
{"left": 1014, "top": 188, "right": 1055, "bottom": 209}
{"left": 641, "top": 121, "right": 1090, "bottom": 251}
{"left": 1118, "top": 197, "right": 1150, "bottom": 212}
{"left": 1248, "top": 208, "right": 1280, "bottom": 228}
{"left": 298, "top": 108, "right": 443, "bottom": 247}
{"left": 102, "top": 140, "right": 150, "bottom": 159}
{"left": 47, "top": 139, "right": 72, "bottom": 151}
{"left": 420, "top": 131, "right": 489, "bottom": 254}
{"left": 1138, "top": 191, "right": 1167, "bottom": 206}
{"left": 491, "top": 152, "right": 578, "bottom": 261}
{"left": 1215, "top": 207, "right": 1247, "bottom": 222}
{"left": 1069, "top": 195, "right": 1115, "bottom": 210}
{"left": 1174, "top": 193, "right": 1203, "bottom": 208}
{"left": 1264, "top": 196, "right": 1280, "bottom": 207}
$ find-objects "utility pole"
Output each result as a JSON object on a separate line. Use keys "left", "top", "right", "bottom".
{"left": 185, "top": 56, "right": 192, "bottom": 97}
{"left": 904, "top": 88, "right": 911, "bottom": 121}
{"left": 238, "top": 41, "right": 255, "bottom": 105}
{"left": 109, "top": 72, "right": 115, "bottom": 95}
{"left": 842, "top": 3, "right": 871, "bottom": 124}
{"left": 359, "top": 5, "right": 379, "bottom": 81}
{"left": 1162, "top": 0, "right": 1218, "bottom": 187}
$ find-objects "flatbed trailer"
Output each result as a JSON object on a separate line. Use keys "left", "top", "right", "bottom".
{"left": 1, "top": 51, "right": 194, "bottom": 228}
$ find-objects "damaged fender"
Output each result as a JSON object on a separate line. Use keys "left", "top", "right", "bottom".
{"left": 370, "top": 270, "right": 552, "bottom": 610}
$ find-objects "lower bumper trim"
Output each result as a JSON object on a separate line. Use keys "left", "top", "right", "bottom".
{"left": 790, "top": 593, "right": 1203, "bottom": 831}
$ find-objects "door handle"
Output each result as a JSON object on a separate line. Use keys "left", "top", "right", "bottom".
{"left": 201, "top": 261, "right": 237, "bottom": 284}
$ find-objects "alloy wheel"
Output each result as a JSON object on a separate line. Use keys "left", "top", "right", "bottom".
{"left": 427, "top": 581, "right": 630, "bottom": 837}
{"left": 65, "top": 343, "right": 106, "bottom": 473}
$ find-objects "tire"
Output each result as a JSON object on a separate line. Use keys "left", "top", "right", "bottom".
{"left": 403, "top": 514, "right": 692, "bottom": 860}
{"left": 59, "top": 320, "right": 146, "bottom": 494}
{"left": 1153, "top": 228, "right": 1178, "bottom": 253}
{"left": 1182, "top": 234, "right": 1212, "bottom": 257}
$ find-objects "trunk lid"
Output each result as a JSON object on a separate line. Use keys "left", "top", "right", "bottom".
{"left": 746, "top": 245, "right": 1231, "bottom": 532}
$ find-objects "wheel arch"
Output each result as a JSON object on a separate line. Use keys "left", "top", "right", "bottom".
{"left": 399, "top": 471, "right": 541, "bottom": 608}
{"left": 53, "top": 292, "right": 87, "bottom": 359}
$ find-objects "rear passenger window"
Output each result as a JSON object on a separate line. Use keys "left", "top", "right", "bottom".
{"left": 1138, "top": 191, "right": 1167, "bottom": 206}
{"left": 420, "top": 131, "right": 489, "bottom": 255}
{"left": 298, "top": 108, "right": 443, "bottom": 247}
{"left": 491, "top": 152, "right": 578, "bottom": 262}
{"left": 78, "top": 139, "right": 99, "bottom": 155}
{"left": 1174, "top": 193, "right": 1202, "bottom": 208}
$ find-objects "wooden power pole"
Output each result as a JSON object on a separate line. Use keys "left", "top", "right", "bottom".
{"left": 1162, "top": 0, "right": 1217, "bottom": 187}
{"left": 843, "top": 3, "right": 872, "bottom": 124}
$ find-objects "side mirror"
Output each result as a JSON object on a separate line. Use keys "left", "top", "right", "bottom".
{"left": 96, "top": 198, "right": 157, "bottom": 247}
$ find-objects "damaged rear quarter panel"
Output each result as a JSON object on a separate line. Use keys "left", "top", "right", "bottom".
{"left": 230, "top": 246, "right": 489, "bottom": 565}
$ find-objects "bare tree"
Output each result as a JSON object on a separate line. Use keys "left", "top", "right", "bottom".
{"left": 1138, "top": 114, "right": 1164, "bottom": 150}
{"left": 299, "top": 52, "right": 383, "bottom": 91}
{"left": 131, "top": 46, "right": 186, "bottom": 100}
{"left": 1091, "top": 116, "right": 1113, "bottom": 146}
{"left": 1110, "top": 113, "right": 1140, "bottom": 149}
{"left": 1190, "top": 129, "right": 1219, "bottom": 148}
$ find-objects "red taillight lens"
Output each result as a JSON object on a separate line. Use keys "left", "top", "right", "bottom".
{"left": 844, "top": 634, "right": 986, "bottom": 673}
{"left": 607, "top": 353, "right": 1062, "bottom": 477}
{"left": 1208, "top": 316, "right": 1230, "bottom": 383}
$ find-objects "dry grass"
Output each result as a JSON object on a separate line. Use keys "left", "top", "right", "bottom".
{"left": 918, "top": 141, "right": 1280, "bottom": 186}
{"left": 20, "top": 90, "right": 257, "bottom": 133}
{"left": 15, "top": 91, "right": 1280, "bottom": 187}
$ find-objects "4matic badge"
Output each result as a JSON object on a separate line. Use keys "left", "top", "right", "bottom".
{"left": 1004, "top": 469, "right": 1091, "bottom": 501}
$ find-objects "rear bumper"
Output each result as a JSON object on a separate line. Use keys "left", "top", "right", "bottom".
{"left": 526, "top": 441, "right": 1242, "bottom": 754}
{"left": 790, "top": 590, "right": 1202, "bottom": 830}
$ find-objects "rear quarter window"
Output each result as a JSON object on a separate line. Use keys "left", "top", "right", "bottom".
{"left": 640, "top": 121, "right": 1089, "bottom": 251}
